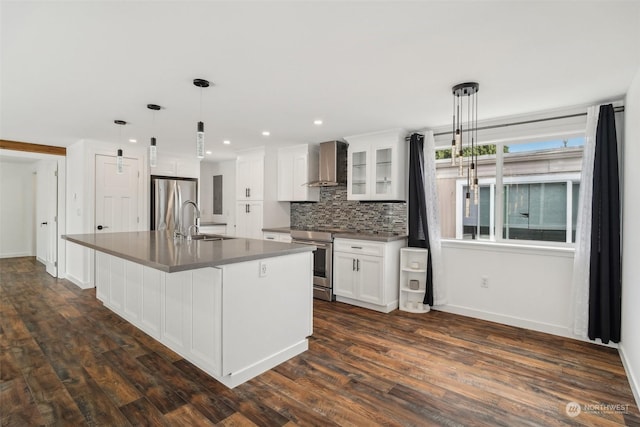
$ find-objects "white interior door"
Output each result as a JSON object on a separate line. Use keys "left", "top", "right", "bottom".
{"left": 95, "top": 154, "right": 140, "bottom": 233}
{"left": 36, "top": 160, "right": 58, "bottom": 277}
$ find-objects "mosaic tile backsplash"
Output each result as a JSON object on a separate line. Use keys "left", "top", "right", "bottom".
{"left": 290, "top": 185, "right": 407, "bottom": 234}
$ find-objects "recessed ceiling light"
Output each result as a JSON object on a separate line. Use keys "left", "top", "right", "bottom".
{"left": 223, "top": 140, "right": 231, "bottom": 145}
{"left": 313, "top": 119, "right": 323, "bottom": 125}
{"left": 262, "top": 131, "right": 270, "bottom": 136}
{"left": 205, "top": 150, "right": 212, "bottom": 155}
{"left": 129, "top": 139, "right": 137, "bottom": 143}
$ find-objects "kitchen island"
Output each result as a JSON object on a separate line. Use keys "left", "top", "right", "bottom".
{"left": 64, "top": 231, "right": 314, "bottom": 388}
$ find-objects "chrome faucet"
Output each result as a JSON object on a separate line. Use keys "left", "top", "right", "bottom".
{"left": 175, "top": 200, "right": 200, "bottom": 240}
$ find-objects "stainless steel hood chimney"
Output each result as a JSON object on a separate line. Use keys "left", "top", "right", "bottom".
{"left": 308, "top": 141, "right": 347, "bottom": 187}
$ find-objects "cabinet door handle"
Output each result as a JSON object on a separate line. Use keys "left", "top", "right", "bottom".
{"left": 351, "top": 246, "right": 363, "bottom": 249}
{"left": 247, "top": 204, "right": 251, "bottom": 213}
{"left": 352, "top": 259, "right": 356, "bottom": 271}
{"left": 357, "top": 259, "right": 360, "bottom": 271}
{"left": 247, "top": 188, "right": 251, "bottom": 198}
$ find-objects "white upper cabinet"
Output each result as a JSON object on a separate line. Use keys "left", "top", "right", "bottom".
{"left": 344, "top": 128, "right": 407, "bottom": 201}
{"left": 277, "top": 144, "right": 320, "bottom": 202}
{"left": 236, "top": 149, "right": 264, "bottom": 200}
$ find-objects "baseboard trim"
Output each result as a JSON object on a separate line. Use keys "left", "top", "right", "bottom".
{"left": 65, "top": 273, "right": 92, "bottom": 289}
{"left": 434, "top": 304, "right": 617, "bottom": 348}
{"left": 618, "top": 344, "right": 640, "bottom": 409}
{"left": 335, "top": 296, "right": 398, "bottom": 313}
{"left": 1, "top": 252, "right": 33, "bottom": 259}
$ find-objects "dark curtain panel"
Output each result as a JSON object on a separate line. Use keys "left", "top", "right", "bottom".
{"left": 588, "top": 104, "right": 621, "bottom": 344}
{"left": 408, "top": 133, "right": 433, "bottom": 306}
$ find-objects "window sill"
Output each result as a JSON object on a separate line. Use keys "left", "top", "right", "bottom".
{"left": 440, "top": 238, "right": 575, "bottom": 258}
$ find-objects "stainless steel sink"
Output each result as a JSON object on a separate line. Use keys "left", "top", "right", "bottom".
{"left": 189, "top": 233, "right": 233, "bottom": 241}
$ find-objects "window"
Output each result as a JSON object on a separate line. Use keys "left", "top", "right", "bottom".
{"left": 437, "top": 137, "right": 584, "bottom": 245}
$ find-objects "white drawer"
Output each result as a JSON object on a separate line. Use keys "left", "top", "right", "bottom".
{"left": 200, "top": 225, "right": 227, "bottom": 235}
{"left": 334, "top": 239, "right": 384, "bottom": 257}
{"left": 263, "top": 232, "right": 292, "bottom": 243}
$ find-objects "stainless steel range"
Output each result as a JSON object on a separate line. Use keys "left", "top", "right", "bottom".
{"left": 291, "top": 229, "right": 340, "bottom": 301}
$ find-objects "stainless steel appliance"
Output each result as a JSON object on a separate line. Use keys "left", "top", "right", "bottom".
{"left": 150, "top": 175, "right": 198, "bottom": 232}
{"left": 307, "top": 141, "right": 348, "bottom": 187}
{"left": 291, "top": 229, "right": 337, "bottom": 301}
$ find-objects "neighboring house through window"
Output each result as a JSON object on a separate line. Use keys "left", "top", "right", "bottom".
{"left": 435, "top": 115, "right": 585, "bottom": 246}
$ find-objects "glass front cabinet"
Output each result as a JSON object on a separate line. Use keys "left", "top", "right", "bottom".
{"left": 345, "top": 128, "right": 407, "bottom": 201}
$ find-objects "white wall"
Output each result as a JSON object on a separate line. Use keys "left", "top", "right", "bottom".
{"left": 0, "top": 160, "right": 36, "bottom": 258}
{"left": 65, "top": 142, "right": 92, "bottom": 288}
{"left": 620, "top": 65, "right": 640, "bottom": 406}
{"left": 200, "top": 160, "right": 236, "bottom": 231}
{"left": 437, "top": 241, "right": 575, "bottom": 337}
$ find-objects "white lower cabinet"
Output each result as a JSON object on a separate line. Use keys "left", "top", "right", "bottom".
{"left": 94, "top": 250, "right": 312, "bottom": 388}
{"left": 333, "top": 238, "right": 406, "bottom": 313}
{"left": 199, "top": 224, "right": 227, "bottom": 235}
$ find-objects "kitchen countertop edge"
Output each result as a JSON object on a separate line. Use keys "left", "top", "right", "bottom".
{"left": 261, "top": 227, "right": 407, "bottom": 242}
{"left": 63, "top": 232, "right": 314, "bottom": 273}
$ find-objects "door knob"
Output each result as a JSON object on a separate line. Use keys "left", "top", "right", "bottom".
{"left": 41, "top": 222, "right": 48, "bottom": 225}
{"left": 97, "top": 225, "right": 109, "bottom": 230}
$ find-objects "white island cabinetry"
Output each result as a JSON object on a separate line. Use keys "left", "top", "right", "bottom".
{"left": 95, "top": 249, "right": 312, "bottom": 388}
{"left": 333, "top": 237, "right": 405, "bottom": 313}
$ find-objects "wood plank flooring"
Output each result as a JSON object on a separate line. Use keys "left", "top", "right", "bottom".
{"left": 1, "top": 256, "right": 639, "bottom": 426}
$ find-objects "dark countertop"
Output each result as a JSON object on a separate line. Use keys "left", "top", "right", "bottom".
{"left": 261, "top": 227, "right": 407, "bottom": 243}
{"left": 63, "top": 231, "right": 314, "bottom": 273}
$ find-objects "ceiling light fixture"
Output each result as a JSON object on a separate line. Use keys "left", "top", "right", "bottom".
{"left": 451, "top": 82, "right": 479, "bottom": 218}
{"left": 205, "top": 150, "right": 212, "bottom": 155}
{"left": 223, "top": 140, "right": 231, "bottom": 145}
{"left": 129, "top": 139, "right": 137, "bottom": 143}
{"left": 313, "top": 119, "right": 323, "bottom": 125}
{"left": 147, "top": 104, "right": 161, "bottom": 168}
{"left": 114, "top": 119, "right": 127, "bottom": 174}
{"left": 193, "top": 78, "right": 210, "bottom": 159}
{"left": 262, "top": 131, "right": 270, "bottom": 136}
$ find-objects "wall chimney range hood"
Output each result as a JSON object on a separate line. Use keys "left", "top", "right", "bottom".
{"left": 308, "top": 141, "right": 348, "bottom": 187}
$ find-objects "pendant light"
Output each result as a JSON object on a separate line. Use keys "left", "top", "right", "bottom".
{"left": 193, "top": 78, "right": 210, "bottom": 159}
{"left": 451, "top": 82, "right": 479, "bottom": 218}
{"left": 147, "top": 104, "right": 161, "bottom": 167}
{"left": 114, "top": 120, "right": 127, "bottom": 174}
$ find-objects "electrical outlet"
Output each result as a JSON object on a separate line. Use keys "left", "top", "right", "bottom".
{"left": 259, "top": 261, "right": 267, "bottom": 277}
{"left": 481, "top": 276, "right": 489, "bottom": 288}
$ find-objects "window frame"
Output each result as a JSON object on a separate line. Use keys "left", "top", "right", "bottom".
{"left": 447, "top": 134, "right": 584, "bottom": 248}
{"left": 455, "top": 173, "right": 580, "bottom": 245}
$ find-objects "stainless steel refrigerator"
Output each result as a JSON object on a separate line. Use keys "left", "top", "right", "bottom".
{"left": 150, "top": 176, "right": 198, "bottom": 232}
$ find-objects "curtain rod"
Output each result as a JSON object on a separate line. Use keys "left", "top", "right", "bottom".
{"left": 408, "top": 105, "right": 625, "bottom": 139}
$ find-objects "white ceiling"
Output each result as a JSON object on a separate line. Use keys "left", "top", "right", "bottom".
{"left": 2, "top": 1, "right": 639, "bottom": 161}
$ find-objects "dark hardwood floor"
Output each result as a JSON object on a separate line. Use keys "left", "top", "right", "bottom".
{"left": 1, "top": 257, "right": 639, "bottom": 426}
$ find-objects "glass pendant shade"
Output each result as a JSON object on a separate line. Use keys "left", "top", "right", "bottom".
{"left": 465, "top": 192, "right": 471, "bottom": 217}
{"left": 149, "top": 137, "right": 157, "bottom": 167}
{"left": 116, "top": 149, "right": 124, "bottom": 174}
{"left": 196, "top": 121, "right": 205, "bottom": 159}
